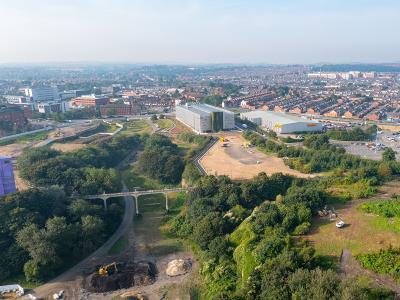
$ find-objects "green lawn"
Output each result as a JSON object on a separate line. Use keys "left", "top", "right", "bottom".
{"left": 80, "top": 122, "right": 114, "bottom": 137}
{"left": 0, "top": 130, "right": 51, "bottom": 146}
{"left": 154, "top": 119, "right": 174, "bottom": 129}
{"left": 122, "top": 119, "right": 151, "bottom": 135}
{"left": 122, "top": 167, "right": 164, "bottom": 190}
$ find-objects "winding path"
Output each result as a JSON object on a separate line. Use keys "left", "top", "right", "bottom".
{"left": 32, "top": 182, "right": 135, "bottom": 299}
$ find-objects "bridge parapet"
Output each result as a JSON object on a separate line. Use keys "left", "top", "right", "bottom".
{"left": 78, "top": 187, "right": 191, "bottom": 211}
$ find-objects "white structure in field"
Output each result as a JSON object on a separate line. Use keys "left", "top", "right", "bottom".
{"left": 176, "top": 103, "right": 235, "bottom": 133}
{"left": 240, "top": 110, "right": 322, "bottom": 134}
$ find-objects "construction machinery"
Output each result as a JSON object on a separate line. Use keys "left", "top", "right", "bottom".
{"left": 98, "top": 262, "right": 118, "bottom": 276}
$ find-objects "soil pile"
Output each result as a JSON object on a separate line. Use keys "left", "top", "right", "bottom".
{"left": 166, "top": 259, "right": 192, "bottom": 277}
{"left": 84, "top": 262, "right": 157, "bottom": 293}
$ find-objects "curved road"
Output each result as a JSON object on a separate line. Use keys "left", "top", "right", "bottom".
{"left": 32, "top": 182, "right": 135, "bottom": 299}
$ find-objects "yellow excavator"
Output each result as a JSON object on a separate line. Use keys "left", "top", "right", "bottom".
{"left": 98, "top": 262, "right": 118, "bottom": 276}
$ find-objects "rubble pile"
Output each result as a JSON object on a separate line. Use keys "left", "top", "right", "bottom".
{"left": 84, "top": 262, "right": 156, "bottom": 293}
{"left": 165, "top": 259, "right": 192, "bottom": 277}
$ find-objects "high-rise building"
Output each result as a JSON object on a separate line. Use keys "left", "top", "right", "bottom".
{"left": 176, "top": 103, "right": 235, "bottom": 133}
{"left": 25, "top": 86, "right": 60, "bottom": 102}
{"left": 0, "top": 157, "right": 16, "bottom": 196}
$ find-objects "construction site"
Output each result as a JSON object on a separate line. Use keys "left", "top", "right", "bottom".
{"left": 199, "top": 133, "right": 313, "bottom": 180}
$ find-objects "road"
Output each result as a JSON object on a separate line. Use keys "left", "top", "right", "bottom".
{"left": 32, "top": 176, "right": 135, "bottom": 299}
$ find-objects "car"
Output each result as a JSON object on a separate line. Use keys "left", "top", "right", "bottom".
{"left": 336, "top": 220, "right": 345, "bottom": 228}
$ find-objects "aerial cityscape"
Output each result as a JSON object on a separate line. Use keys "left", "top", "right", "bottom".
{"left": 1, "top": 1, "right": 400, "bottom": 299}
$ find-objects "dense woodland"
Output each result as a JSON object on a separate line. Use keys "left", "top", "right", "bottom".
{"left": 169, "top": 175, "right": 393, "bottom": 299}
{"left": 18, "top": 135, "right": 143, "bottom": 194}
{"left": 137, "top": 134, "right": 185, "bottom": 184}
{"left": 0, "top": 187, "right": 122, "bottom": 282}
{"left": 0, "top": 135, "right": 146, "bottom": 283}
{"left": 0, "top": 133, "right": 191, "bottom": 283}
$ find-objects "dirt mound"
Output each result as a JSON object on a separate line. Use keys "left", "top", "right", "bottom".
{"left": 120, "top": 291, "right": 148, "bottom": 300}
{"left": 166, "top": 259, "right": 192, "bottom": 277}
{"left": 84, "top": 262, "right": 157, "bottom": 293}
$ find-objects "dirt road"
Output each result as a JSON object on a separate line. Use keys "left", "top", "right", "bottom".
{"left": 340, "top": 249, "right": 400, "bottom": 295}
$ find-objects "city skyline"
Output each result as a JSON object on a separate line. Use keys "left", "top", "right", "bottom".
{"left": 0, "top": 0, "right": 399, "bottom": 64}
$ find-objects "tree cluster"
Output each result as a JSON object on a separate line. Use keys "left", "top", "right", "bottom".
{"left": 137, "top": 134, "right": 184, "bottom": 184}
{"left": 0, "top": 187, "right": 122, "bottom": 282}
{"left": 327, "top": 126, "right": 377, "bottom": 141}
{"left": 18, "top": 135, "right": 142, "bottom": 194}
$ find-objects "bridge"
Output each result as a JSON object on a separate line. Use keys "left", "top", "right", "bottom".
{"left": 80, "top": 188, "right": 189, "bottom": 214}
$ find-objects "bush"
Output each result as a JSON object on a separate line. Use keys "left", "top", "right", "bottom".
{"left": 359, "top": 199, "right": 400, "bottom": 218}
{"left": 357, "top": 247, "right": 400, "bottom": 281}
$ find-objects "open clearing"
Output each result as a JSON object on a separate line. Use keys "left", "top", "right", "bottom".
{"left": 306, "top": 182, "right": 400, "bottom": 260}
{"left": 199, "top": 133, "right": 312, "bottom": 180}
{"left": 51, "top": 143, "right": 86, "bottom": 152}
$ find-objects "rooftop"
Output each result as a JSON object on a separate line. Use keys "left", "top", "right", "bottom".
{"left": 241, "top": 110, "right": 319, "bottom": 125}
{"left": 178, "top": 103, "right": 233, "bottom": 115}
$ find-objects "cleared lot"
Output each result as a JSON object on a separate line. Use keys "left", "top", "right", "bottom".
{"left": 199, "top": 133, "right": 312, "bottom": 180}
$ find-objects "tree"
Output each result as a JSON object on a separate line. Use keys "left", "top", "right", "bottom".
{"left": 79, "top": 215, "right": 105, "bottom": 255}
{"left": 377, "top": 163, "right": 392, "bottom": 178}
{"left": 193, "top": 212, "right": 226, "bottom": 249}
{"left": 16, "top": 224, "right": 52, "bottom": 262}
{"left": 383, "top": 147, "right": 396, "bottom": 162}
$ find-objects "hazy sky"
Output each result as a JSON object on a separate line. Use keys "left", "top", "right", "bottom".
{"left": 0, "top": 0, "right": 399, "bottom": 64}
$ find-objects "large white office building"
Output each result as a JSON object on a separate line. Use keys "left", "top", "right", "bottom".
{"left": 176, "top": 103, "right": 235, "bottom": 133}
{"left": 240, "top": 110, "right": 322, "bottom": 134}
{"left": 25, "top": 86, "right": 60, "bottom": 102}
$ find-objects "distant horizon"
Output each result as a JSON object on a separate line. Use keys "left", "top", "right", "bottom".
{"left": 1, "top": 61, "right": 400, "bottom": 67}
{"left": 1, "top": 0, "right": 399, "bottom": 64}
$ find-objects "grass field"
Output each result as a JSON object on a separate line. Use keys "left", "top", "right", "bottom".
{"left": 306, "top": 199, "right": 400, "bottom": 262}
{"left": 0, "top": 130, "right": 50, "bottom": 146}
{"left": 122, "top": 119, "right": 152, "bottom": 135}
{"left": 79, "top": 122, "right": 118, "bottom": 137}
{"left": 154, "top": 118, "right": 174, "bottom": 129}
{"left": 122, "top": 167, "right": 164, "bottom": 190}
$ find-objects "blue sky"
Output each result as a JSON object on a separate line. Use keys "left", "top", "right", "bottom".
{"left": 0, "top": 0, "right": 399, "bottom": 64}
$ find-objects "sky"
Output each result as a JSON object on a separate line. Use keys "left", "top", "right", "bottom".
{"left": 0, "top": 0, "right": 399, "bottom": 64}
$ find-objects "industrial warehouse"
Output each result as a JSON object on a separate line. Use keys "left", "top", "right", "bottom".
{"left": 240, "top": 110, "right": 322, "bottom": 134}
{"left": 176, "top": 103, "right": 235, "bottom": 133}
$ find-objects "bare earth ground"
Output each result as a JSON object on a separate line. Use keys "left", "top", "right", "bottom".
{"left": 0, "top": 142, "right": 34, "bottom": 158}
{"left": 13, "top": 169, "right": 30, "bottom": 191}
{"left": 199, "top": 133, "right": 312, "bottom": 180}
{"left": 51, "top": 143, "right": 86, "bottom": 152}
{"left": 97, "top": 210, "right": 196, "bottom": 300}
